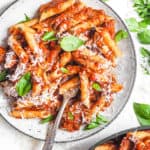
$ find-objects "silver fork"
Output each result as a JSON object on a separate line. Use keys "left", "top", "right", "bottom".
{"left": 42, "top": 88, "right": 78, "bottom": 150}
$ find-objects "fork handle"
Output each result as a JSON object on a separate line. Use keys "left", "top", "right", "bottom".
{"left": 42, "top": 98, "right": 69, "bottom": 150}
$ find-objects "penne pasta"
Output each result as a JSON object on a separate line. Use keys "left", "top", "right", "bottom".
{"left": 8, "top": 35, "right": 29, "bottom": 63}
{"left": 11, "top": 110, "right": 50, "bottom": 119}
{"left": 57, "top": 8, "right": 105, "bottom": 33}
{"left": 0, "top": 47, "right": 6, "bottom": 63}
{"left": 97, "top": 28, "right": 122, "bottom": 57}
{"left": 51, "top": 1, "right": 85, "bottom": 30}
{"left": 59, "top": 77, "right": 80, "bottom": 94}
{"left": 79, "top": 71, "right": 90, "bottom": 108}
{"left": 60, "top": 52, "right": 72, "bottom": 67}
{"left": 39, "top": 0, "right": 76, "bottom": 21}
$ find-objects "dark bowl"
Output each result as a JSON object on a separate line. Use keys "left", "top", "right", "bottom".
{"left": 89, "top": 126, "right": 150, "bottom": 150}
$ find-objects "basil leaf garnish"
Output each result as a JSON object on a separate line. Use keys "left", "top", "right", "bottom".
{"left": 140, "top": 47, "right": 150, "bottom": 57}
{"left": 84, "top": 115, "right": 108, "bottom": 130}
{"left": 96, "top": 115, "right": 108, "bottom": 123}
{"left": 42, "top": 31, "right": 57, "bottom": 41}
{"left": 24, "top": 14, "right": 30, "bottom": 22}
{"left": 92, "top": 82, "right": 102, "bottom": 92}
{"left": 19, "top": 13, "right": 31, "bottom": 23}
{"left": 60, "top": 67, "right": 69, "bottom": 74}
{"left": 0, "top": 70, "right": 8, "bottom": 82}
{"left": 115, "top": 30, "right": 128, "bottom": 42}
{"left": 41, "top": 115, "right": 54, "bottom": 124}
{"left": 68, "top": 112, "right": 74, "bottom": 120}
{"left": 126, "top": 18, "right": 140, "bottom": 32}
{"left": 16, "top": 72, "right": 32, "bottom": 96}
{"left": 133, "top": 102, "right": 150, "bottom": 126}
{"left": 138, "top": 29, "right": 150, "bottom": 44}
{"left": 60, "top": 36, "right": 84, "bottom": 52}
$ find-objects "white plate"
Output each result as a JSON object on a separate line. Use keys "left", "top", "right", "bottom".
{"left": 0, "top": 0, "right": 136, "bottom": 142}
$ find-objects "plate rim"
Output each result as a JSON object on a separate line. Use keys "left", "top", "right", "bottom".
{"left": 0, "top": 0, "right": 137, "bottom": 143}
{"left": 89, "top": 126, "right": 150, "bottom": 150}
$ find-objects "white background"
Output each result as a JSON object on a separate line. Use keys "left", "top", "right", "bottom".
{"left": 0, "top": 0, "right": 150, "bottom": 150}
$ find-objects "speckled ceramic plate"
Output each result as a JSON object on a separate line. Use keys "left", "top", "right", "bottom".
{"left": 0, "top": 0, "right": 136, "bottom": 142}
{"left": 89, "top": 126, "right": 150, "bottom": 150}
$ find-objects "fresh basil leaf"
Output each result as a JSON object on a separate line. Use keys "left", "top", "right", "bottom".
{"left": 41, "top": 115, "right": 54, "bottom": 124}
{"left": 96, "top": 115, "right": 108, "bottom": 124}
{"left": 0, "top": 70, "right": 7, "bottom": 82}
{"left": 140, "top": 47, "right": 150, "bottom": 57}
{"left": 126, "top": 18, "right": 140, "bottom": 32}
{"left": 136, "top": 115, "right": 150, "bottom": 126}
{"left": 24, "top": 14, "right": 30, "bottom": 22}
{"left": 138, "top": 29, "right": 150, "bottom": 44}
{"left": 141, "top": 18, "right": 150, "bottom": 26}
{"left": 133, "top": 0, "right": 150, "bottom": 19}
{"left": 16, "top": 72, "right": 32, "bottom": 96}
{"left": 19, "top": 13, "right": 31, "bottom": 23}
{"left": 92, "top": 83, "right": 102, "bottom": 92}
{"left": 60, "top": 36, "right": 84, "bottom": 52}
{"left": 84, "top": 122, "right": 99, "bottom": 130}
{"left": 134, "top": 103, "right": 150, "bottom": 119}
{"left": 84, "top": 115, "right": 108, "bottom": 130}
{"left": 115, "top": 30, "right": 128, "bottom": 42}
{"left": 139, "top": 20, "right": 149, "bottom": 28}
{"left": 68, "top": 112, "right": 74, "bottom": 120}
{"left": 60, "top": 67, "right": 69, "bottom": 74}
{"left": 42, "top": 31, "right": 56, "bottom": 41}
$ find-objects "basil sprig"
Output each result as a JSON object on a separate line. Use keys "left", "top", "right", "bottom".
{"left": 133, "top": 0, "right": 150, "bottom": 19}
{"left": 115, "top": 30, "right": 128, "bottom": 42}
{"left": 16, "top": 72, "right": 32, "bottom": 96}
{"left": 42, "top": 31, "right": 57, "bottom": 41}
{"left": 41, "top": 115, "right": 54, "bottom": 124}
{"left": 0, "top": 70, "right": 8, "bottom": 82}
{"left": 84, "top": 115, "right": 108, "bottom": 130}
{"left": 92, "top": 82, "right": 102, "bottom": 92}
{"left": 133, "top": 103, "right": 150, "bottom": 126}
{"left": 60, "top": 35, "right": 84, "bottom": 52}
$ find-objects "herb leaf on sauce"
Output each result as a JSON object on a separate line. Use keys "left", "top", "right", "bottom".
{"left": 41, "top": 115, "right": 54, "bottom": 124}
{"left": 16, "top": 72, "right": 32, "bottom": 96}
{"left": 60, "top": 36, "right": 84, "bottom": 52}
{"left": 42, "top": 31, "right": 57, "bottom": 41}
{"left": 92, "top": 83, "right": 102, "bottom": 92}
{"left": 0, "top": 70, "right": 8, "bottom": 82}
{"left": 68, "top": 112, "right": 74, "bottom": 120}
{"left": 60, "top": 67, "right": 69, "bottom": 74}
{"left": 84, "top": 115, "right": 108, "bottom": 130}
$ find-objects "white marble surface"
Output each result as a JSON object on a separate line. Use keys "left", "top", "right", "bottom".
{"left": 0, "top": 0, "right": 150, "bottom": 150}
